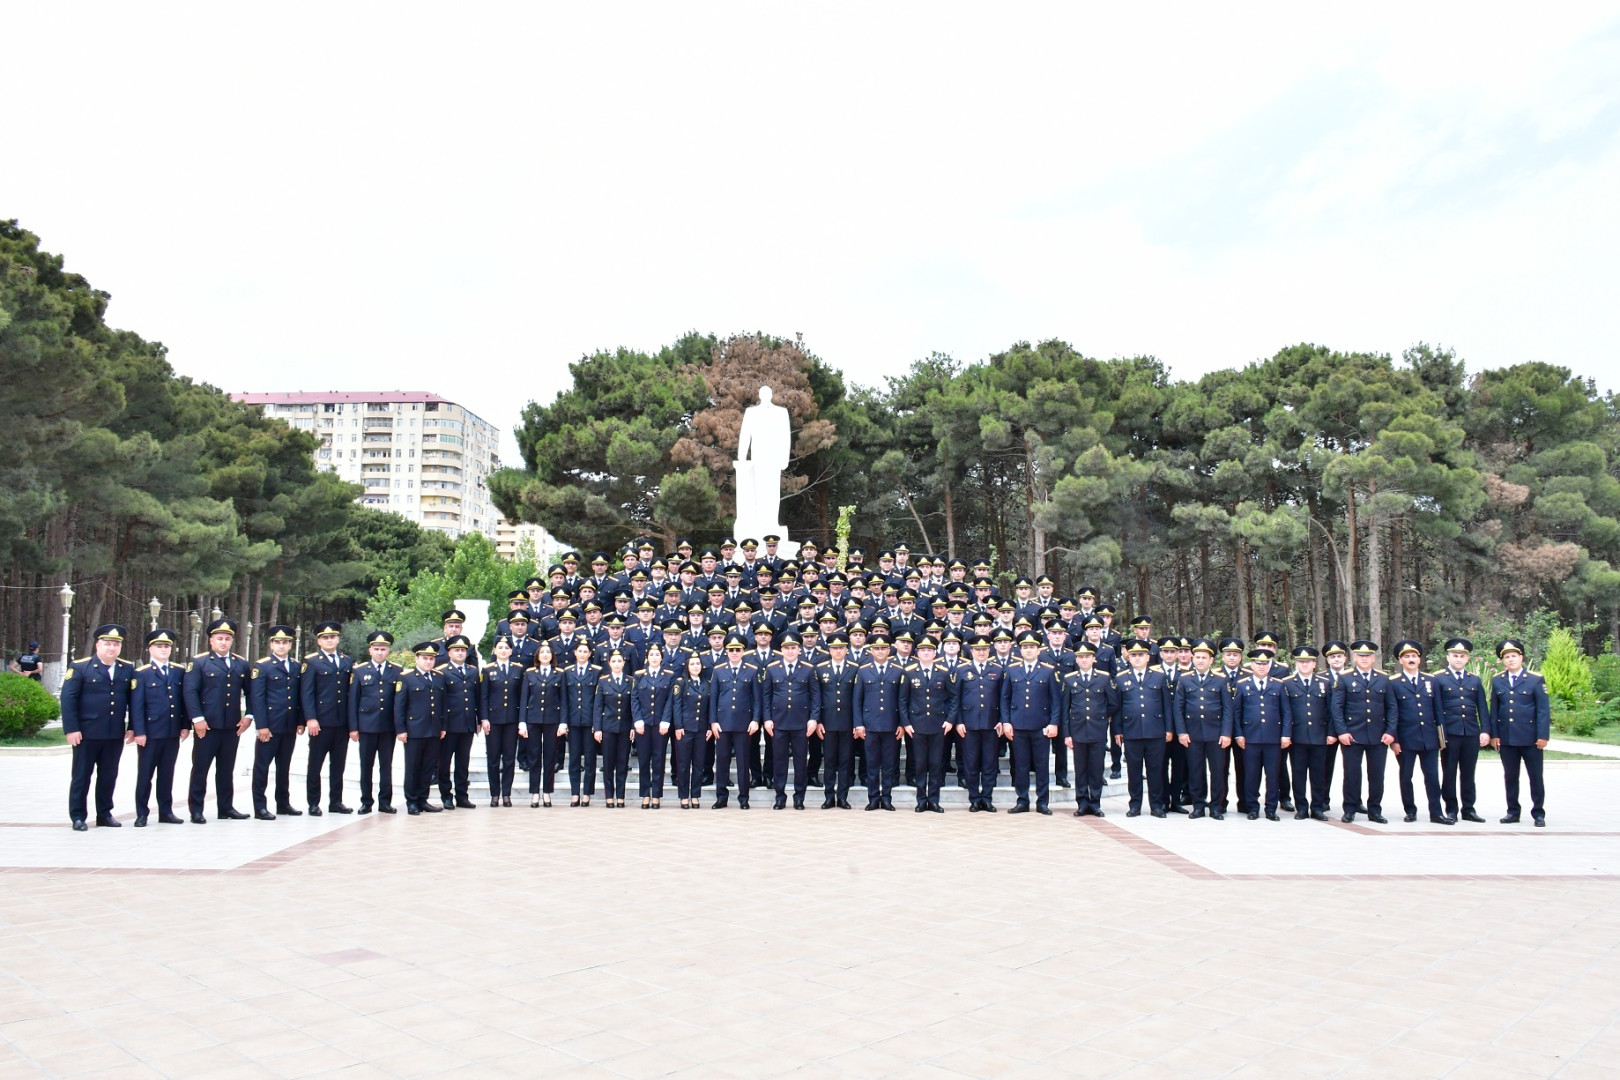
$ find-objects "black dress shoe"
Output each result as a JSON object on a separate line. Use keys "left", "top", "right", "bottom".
{"left": 793, "top": 794, "right": 805, "bottom": 810}
{"left": 1367, "top": 812, "right": 1388, "bottom": 824}
{"left": 865, "top": 801, "right": 880, "bottom": 811}
{"left": 881, "top": 798, "right": 895, "bottom": 811}
{"left": 1189, "top": 808, "right": 1206, "bottom": 820}
{"left": 929, "top": 802, "right": 944, "bottom": 813}
{"left": 1431, "top": 814, "right": 1454, "bottom": 825}
{"left": 408, "top": 806, "right": 422, "bottom": 815}
{"left": 1094, "top": 808, "right": 1106, "bottom": 818}
{"left": 330, "top": 804, "right": 354, "bottom": 814}
{"left": 1126, "top": 808, "right": 1141, "bottom": 817}
{"left": 308, "top": 806, "right": 323, "bottom": 817}
{"left": 713, "top": 797, "right": 729, "bottom": 809}
{"left": 96, "top": 816, "right": 122, "bottom": 827}
{"left": 1248, "top": 811, "right": 1260, "bottom": 820}
{"left": 422, "top": 802, "right": 443, "bottom": 813}
{"left": 277, "top": 807, "right": 303, "bottom": 817}
{"left": 1404, "top": 812, "right": 1418, "bottom": 823}
{"left": 439, "top": 799, "right": 455, "bottom": 811}
{"left": 1311, "top": 810, "right": 1328, "bottom": 821}
{"left": 822, "top": 797, "right": 836, "bottom": 809}
{"left": 1533, "top": 814, "right": 1546, "bottom": 828}
{"left": 775, "top": 795, "right": 788, "bottom": 810}
{"left": 1009, "top": 803, "right": 1031, "bottom": 814}
{"left": 738, "top": 798, "right": 750, "bottom": 809}
{"left": 1500, "top": 813, "right": 1520, "bottom": 824}
{"left": 220, "top": 808, "right": 249, "bottom": 820}
{"left": 71, "top": 819, "right": 88, "bottom": 831}
{"left": 1036, "top": 805, "right": 1052, "bottom": 815}
{"left": 1279, "top": 799, "right": 1295, "bottom": 812}
{"left": 255, "top": 809, "right": 277, "bottom": 821}
{"left": 1342, "top": 811, "right": 1356, "bottom": 823}
{"left": 379, "top": 804, "right": 397, "bottom": 814}
{"left": 1109, "top": 767, "right": 1122, "bottom": 779}
{"left": 134, "top": 816, "right": 148, "bottom": 828}
{"left": 837, "top": 798, "right": 852, "bottom": 809}
{"left": 159, "top": 812, "right": 184, "bottom": 825}
{"left": 914, "top": 802, "right": 928, "bottom": 813}
{"left": 456, "top": 798, "right": 476, "bottom": 809}
{"left": 1209, "top": 810, "right": 1223, "bottom": 820}
{"left": 1072, "top": 808, "right": 1084, "bottom": 817}
{"left": 1462, "top": 809, "right": 1485, "bottom": 823}
{"left": 1294, "top": 810, "right": 1309, "bottom": 820}
{"left": 1265, "top": 811, "right": 1279, "bottom": 821}
{"left": 808, "top": 773, "right": 822, "bottom": 786}
{"left": 1168, "top": 804, "right": 1189, "bottom": 815}
{"left": 983, "top": 802, "right": 998, "bottom": 813}
{"left": 359, "top": 804, "right": 373, "bottom": 815}
{"left": 191, "top": 813, "right": 208, "bottom": 824}
{"left": 1151, "top": 809, "right": 1167, "bottom": 818}
{"left": 490, "top": 798, "right": 501, "bottom": 808}
{"left": 1057, "top": 778, "right": 1071, "bottom": 788}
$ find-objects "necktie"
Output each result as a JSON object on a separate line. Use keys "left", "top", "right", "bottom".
{"left": 786, "top": 664, "right": 794, "bottom": 678}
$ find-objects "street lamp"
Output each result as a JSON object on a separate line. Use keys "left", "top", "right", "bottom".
{"left": 57, "top": 583, "right": 74, "bottom": 695}
{"left": 149, "top": 597, "right": 162, "bottom": 631}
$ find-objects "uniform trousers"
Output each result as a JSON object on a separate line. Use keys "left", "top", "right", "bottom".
{"left": 1323, "top": 741, "right": 1339, "bottom": 800}
{"left": 852, "top": 735, "right": 868, "bottom": 784}
{"left": 961, "top": 729, "right": 999, "bottom": 803}
{"left": 69, "top": 737, "right": 122, "bottom": 822}
{"left": 402, "top": 736, "right": 439, "bottom": 808}
{"left": 526, "top": 728, "right": 566, "bottom": 795}
{"left": 598, "top": 731, "right": 631, "bottom": 800}
{"left": 945, "top": 728, "right": 964, "bottom": 785}
{"left": 701, "top": 736, "right": 716, "bottom": 785}
{"left": 672, "top": 731, "right": 705, "bottom": 800}
{"left": 715, "top": 730, "right": 751, "bottom": 799}
{"left": 1340, "top": 741, "right": 1389, "bottom": 816}
{"left": 1161, "top": 738, "right": 1189, "bottom": 807}
{"left": 1222, "top": 742, "right": 1248, "bottom": 812}
{"left": 1441, "top": 737, "right": 1481, "bottom": 814}
{"left": 912, "top": 729, "right": 945, "bottom": 803}
{"left": 566, "top": 726, "right": 597, "bottom": 796}
{"left": 1108, "top": 738, "right": 1122, "bottom": 774}
{"left": 1010, "top": 730, "right": 1051, "bottom": 808}
{"left": 1500, "top": 744, "right": 1545, "bottom": 816}
{"left": 485, "top": 723, "right": 519, "bottom": 798}
{"left": 636, "top": 729, "right": 666, "bottom": 799}
{"left": 771, "top": 725, "right": 809, "bottom": 797}
{"left": 189, "top": 725, "right": 242, "bottom": 816}
{"left": 305, "top": 725, "right": 348, "bottom": 809}
{"left": 1243, "top": 742, "right": 1282, "bottom": 813}
{"left": 134, "top": 736, "right": 180, "bottom": 817}
{"left": 437, "top": 731, "right": 475, "bottom": 802}
{"left": 1398, "top": 747, "right": 1443, "bottom": 817}
{"left": 807, "top": 734, "right": 823, "bottom": 783}
{"left": 1277, "top": 750, "right": 1292, "bottom": 805}
{"left": 864, "top": 731, "right": 900, "bottom": 804}
{"left": 821, "top": 730, "right": 854, "bottom": 800}
{"left": 1070, "top": 740, "right": 1106, "bottom": 813}
{"left": 1050, "top": 733, "right": 1069, "bottom": 783}
{"left": 1290, "top": 742, "right": 1329, "bottom": 813}
{"left": 251, "top": 731, "right": 298, "bottom": 812}
{"left": 357, "top": 732, "right": 395, "bottom": 808}
{"left": 1124, "top": 737, "right": 1167, "bottom": 813}
{"left": 1186, "top": 739, "right": 1225, "bottom": 811}
{"left": 750, "top": 727, "right": 769, "bottom": 788}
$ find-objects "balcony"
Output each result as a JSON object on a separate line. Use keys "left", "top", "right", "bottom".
{"left": 420, "top": 480, "right": 462, "bottom": 492}
{"left": 363, "top": 477, "right": 392, "bottom": 489}
{"left": 363, "top": 417, "right": 394, "bottom": 429}
{"left": 362, "top": 433, "right": 393, "bottom": 445}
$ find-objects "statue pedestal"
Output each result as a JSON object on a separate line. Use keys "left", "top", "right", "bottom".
{"left": 733, "top": 457, "right": 797, "bottom": 561}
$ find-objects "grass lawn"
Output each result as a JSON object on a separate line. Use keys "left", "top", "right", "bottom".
{"left": 1555, "top": 722, "right": 1620, "bottom": 746}
{"left": 0, "top": 728, "right": 67, "bottom": 747}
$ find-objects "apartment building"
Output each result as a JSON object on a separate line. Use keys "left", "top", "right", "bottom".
{"left": 233, "top": 391, "right": 500, "bottom": 539}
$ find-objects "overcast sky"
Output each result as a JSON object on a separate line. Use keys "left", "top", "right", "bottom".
{"left": 9, "top": 4, "right": 1619, "bottom": 465}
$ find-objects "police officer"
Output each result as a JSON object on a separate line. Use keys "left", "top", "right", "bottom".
{"left": 395, "top": 642, "right": 448, "bottom": 814}
{"left": 955, "top": 634, "right": 1004, "bottom": 812}
{"left": 481, "top": 634, "right": 526, "bottom": 807}
{"left": 519, "top": 640, "right": 567, "bottom": 807}
{"left": 1115, "top": 638, "right": 1173, "bottom": 817}
{"left": 903, "top": 636, "right": 957, "bottom": 813}
{"left": 1000, "top": 632, "right": 1060, "bottom": 815}
{"left": 1173, "top": 638, "right": 1230, "bottom": 820}
{"left": 301, "top": 620, "right": 354, "bottom": 816}
{"left": 129, "top": 628, "right": 188, "bottom": 827}
{"left": 349, "top": 630, "right": 400, "bottom": 814}
{"left": 249, "top": 625, "right": 304, "bottom": 819}
{"left": 1389, "top": 640, "right": 1448, "bottom": 824}
{"left": 1491, "top": 638, "right": 1550, "bottom": 826}
{"left": 1227, "top": 648, "right": 1291, "bottom": 820}
{"left": 11, "top": 640, "right": 42, "bottom": 681}
{"left": 668, "top": 652, "right": 710, "bottom": 808}
{"left": 183, "top": 617, "right": 253, "bottom": 823}
{"left": 1331, "top": 640, "right": 1395, "bottom": 824}
{"left": 1061, "top": 641, "right": 1117, "bottom": 817}
{"left": 1435, "top": 637, "right": 1490, "bottom": 823}
{"left": 708, "top": 634, "right": 762, "bottom": 809}
{"left": 433, "top": 609, "right": 482, "bottom": 668}
{"left": 1281, "top": 646, "right": 1334, "bottom": 820}
{"left": 592, "top": 648, "right": 635, "bottom": 807}
{"left": 855, "top": 633, "right": 907, "bottom": 810}
{"left": 61, "top": 623, "right": 135, "bottom": 830}
{"left": 816, "top": 632, "right": 860, "bottom": 809}
{"left": 763, "top": 632, "right": 819, "bottom": 809}
{"left": 1216, "top": 637, "right": 1248, "bottom": 814}
{"left": 437, "top": 634, "right": 481, "bottom": 810}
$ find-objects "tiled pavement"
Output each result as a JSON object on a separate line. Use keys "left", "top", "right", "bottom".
{"left": 2, "top": 744, "right": 1618, "bottom": 1078}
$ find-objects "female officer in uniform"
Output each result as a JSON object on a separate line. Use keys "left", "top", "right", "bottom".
{"left": 519, "top": 641, "right": 566, "bottom": 807}
{"left": 631, "top": 642, "right": 675, "bottom": 808}
{"left": 593, "top": 649, "right": 635, "bottom": 807}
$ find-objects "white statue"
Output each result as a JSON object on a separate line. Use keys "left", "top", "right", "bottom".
{"left": 733, "top": 387, "right": 798, "bottom": 560}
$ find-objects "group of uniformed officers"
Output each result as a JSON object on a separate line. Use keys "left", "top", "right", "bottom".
{"left": 59, "top": 537, "right": 1554, "bottom": 830}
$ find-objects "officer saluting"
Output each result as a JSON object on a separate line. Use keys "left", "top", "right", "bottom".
{"left": 300, "top": 620, "right": 354, "bottom": 816}
{"left": 395, "top": 642, "right": 448, "bottom": 814}
{"left": 349, "top": 630, "right": 400, "bottom": 813}
{"left": 60, "top": 623, "right": 136, "bottom": 831}
{"left": 183, "top": 617, "right": 253, "bottom": 824}
{"left": 1435, "top": 637, "right": 1490, "bottom": 823}
{"left": 1490, "top": 638, "right": 1551, "bottom": 827}
{"left": 248, "top": 625, "right": 304, "bottom": 820}
{"left": 129, "top": 628, "right": 188, "bottom": 827}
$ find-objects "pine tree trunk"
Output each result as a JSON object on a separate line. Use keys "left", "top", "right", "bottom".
{"left": 1345, "top": 486, "right": 1360, "bottom": 637}
{"left": 943, "top": 479, "right": 956, "bottom": 560}
{"left": 1366, "top": 483, "right": 1383, "bottom": 648}
{"left": 1389, "top": 519, "right": 1404, "bottom": 639}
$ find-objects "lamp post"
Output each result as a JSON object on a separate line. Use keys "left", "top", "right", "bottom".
{"left": 57, "top": 583, "right": 74, "bottom": 695}
{"left": 149, "top": 597, "right": 162, "bottom": 631}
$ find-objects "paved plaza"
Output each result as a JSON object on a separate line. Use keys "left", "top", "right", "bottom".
{"left": 2, "top": 745, "right": 1618, "bottom": 1078}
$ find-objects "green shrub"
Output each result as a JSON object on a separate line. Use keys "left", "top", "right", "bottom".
{"left": 1542, "top": 629, "right": 1593, "bottom": 705}
{"left": 1592, "top": 653, "right": 1620, "bottom": 701}
{"left": 1551, "top": 704, "right": 1600, "bottom": 738}
{"left": 0, "top": 673, "right": 61, "bottom": 739}
{"left": 1595, "top": 697, "right": 1620, "bottom": 724}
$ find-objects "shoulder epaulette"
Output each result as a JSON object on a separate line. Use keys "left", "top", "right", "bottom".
{"left": 305, "top": 652, "right": 320, "bottom": 660}
{"left": 257, "top": 656, "right": 271, "bottom": 664}
{"left": 136, "top": 662, "right": 151, "bottom": 671}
